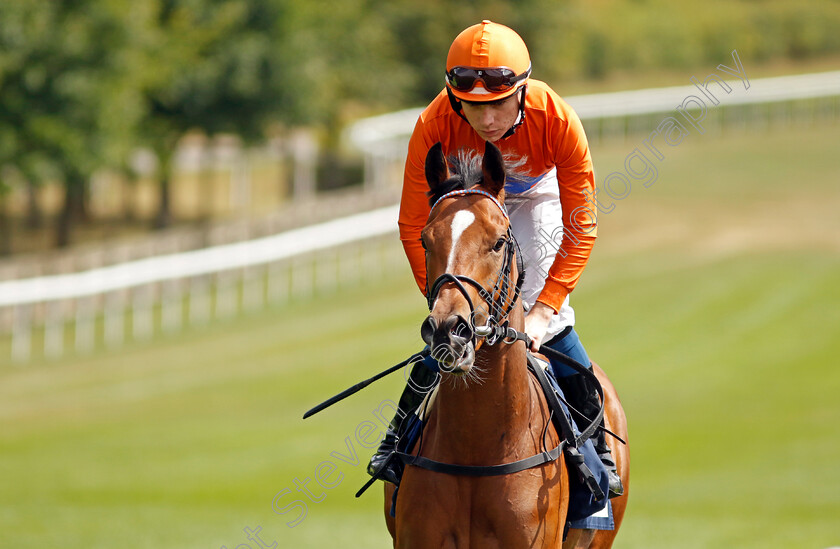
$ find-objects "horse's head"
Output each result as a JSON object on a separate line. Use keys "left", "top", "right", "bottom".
{"left": 420, "top": 141, "right": 521, "bottom": 375}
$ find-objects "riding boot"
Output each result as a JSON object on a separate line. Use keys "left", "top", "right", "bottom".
{"left": 367, "top": 361, "right": 438, "bottom": 485}
{"left": 558, "top": 373, "right": 624, "bottom": 499}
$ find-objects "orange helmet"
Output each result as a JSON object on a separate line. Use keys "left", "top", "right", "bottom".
{"left": 445, "top": 20, "right": 531, "bottom": 103}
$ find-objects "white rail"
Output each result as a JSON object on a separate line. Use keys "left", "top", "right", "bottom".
{"left": 0, "top": 205, "right": 398, "bottom": 307}
{"left": 563, "top": 70, "right": 840, "bottom": 118}
{"left": 0, "top": 206, "right": 403, "bottom": 363}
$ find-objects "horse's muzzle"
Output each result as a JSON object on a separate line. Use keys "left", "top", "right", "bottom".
{"left": 420, "top": 314, "right": 475, "bottom": 373}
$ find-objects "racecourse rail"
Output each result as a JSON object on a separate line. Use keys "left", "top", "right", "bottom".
{"left": 2, "top": 70, "right": 839, "bottom": 362}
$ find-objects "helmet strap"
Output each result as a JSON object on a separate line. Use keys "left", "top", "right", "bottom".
{"left": 446, "top": 86, "right": 469, "bottom": 123}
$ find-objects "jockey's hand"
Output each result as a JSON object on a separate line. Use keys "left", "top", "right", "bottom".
{"left": 524, "top": 301, "right": 555, "bottom": 352}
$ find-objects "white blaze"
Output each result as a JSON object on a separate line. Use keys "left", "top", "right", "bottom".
{"left": 446, "top": 210, "right": 475, "bottom": 272}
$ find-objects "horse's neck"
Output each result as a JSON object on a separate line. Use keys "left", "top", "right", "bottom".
{"left": 432, "top": 332, "right": 536, "bottom": 458}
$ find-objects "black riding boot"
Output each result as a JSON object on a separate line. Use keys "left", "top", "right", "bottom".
{"left": 558, "top": 373, "right": 624, "bottom": 498}
{"left": 367, "top": 361, "right": 438, "bottom": 485}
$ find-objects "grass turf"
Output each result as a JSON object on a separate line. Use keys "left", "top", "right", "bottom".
{"left": 1, "top": 122, "right": 839, "bottom": 548}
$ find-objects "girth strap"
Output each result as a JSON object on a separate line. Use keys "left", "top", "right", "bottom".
{"left": 395, "top": 439, "right": 565, "bottom": 477}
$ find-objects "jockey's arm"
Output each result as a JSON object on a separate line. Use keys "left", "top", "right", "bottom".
{"left": 398, "top": 122, "right": 435, "bottom": 295}
{"left": 531, "top": 104, "right": 598, "bottom": 338}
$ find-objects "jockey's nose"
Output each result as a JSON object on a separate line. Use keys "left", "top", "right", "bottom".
{"left": 478, "top": 106, "right": 495, "bottom": 126}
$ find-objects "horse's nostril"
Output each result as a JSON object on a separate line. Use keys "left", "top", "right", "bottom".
{"left": 451, "top": 315, "right": 474, "bottom": 342}
{"left": 422, "top": 314, "right": 473, "bottom": 358}
{"left": 420, "top": 316, "right": 437, "bottom": 345}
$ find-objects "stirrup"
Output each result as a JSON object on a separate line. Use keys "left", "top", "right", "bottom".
{"left": 607, "top": 470, "right": 624, "bottom": 498}
{"left": 598, "top": 451, "right": 624, "bottom": 498}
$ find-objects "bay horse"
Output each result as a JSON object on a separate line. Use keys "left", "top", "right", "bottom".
{"left": 383, "top": 141, "right": 629, "bottom": 548}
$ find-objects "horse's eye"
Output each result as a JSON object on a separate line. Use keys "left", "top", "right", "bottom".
{"left": 420, "top": 237, "right": 427, "bottom": 250}
{"left": 493, "top": 237, "right": 506, "bottom": 252}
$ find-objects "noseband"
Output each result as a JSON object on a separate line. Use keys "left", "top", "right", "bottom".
{"left": 425, "top": 189, "right": 526, "bottom": 346}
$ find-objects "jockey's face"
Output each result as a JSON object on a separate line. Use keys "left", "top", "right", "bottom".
{"left": 460, "top": 92, "right": 520, "bottom": 143}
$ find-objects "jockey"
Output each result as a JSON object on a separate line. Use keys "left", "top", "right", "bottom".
{"left": 368, "top": 20, "right": 623, "bottom": 499}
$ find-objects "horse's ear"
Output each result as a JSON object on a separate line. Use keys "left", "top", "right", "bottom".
{"left": 425, "top": 142, "right": 448, "bottom": 192}
{"left": 481, "top": 141, "right": 506, "bottom": 197}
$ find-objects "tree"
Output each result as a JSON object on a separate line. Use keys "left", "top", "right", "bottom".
{"left": 139, "top": 0, "right": 290, "bottom": 227}
{"left": 0, "top": 0, "right": 147, "bottom": 247}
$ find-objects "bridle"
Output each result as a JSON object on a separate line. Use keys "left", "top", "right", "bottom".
{"left": 424, "top": 188, "right": 527, "bottom": 348}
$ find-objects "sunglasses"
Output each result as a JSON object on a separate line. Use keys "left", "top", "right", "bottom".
{"left": 446, "top": 64, "right": 531, "bottom": 93}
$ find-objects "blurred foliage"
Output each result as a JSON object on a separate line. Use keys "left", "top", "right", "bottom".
{"left": 0, "top": 0, "right": 839, "bottom": 246}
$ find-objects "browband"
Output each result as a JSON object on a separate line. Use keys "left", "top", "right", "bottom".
{"left": 429, "top": 189, "right": 508, "bottom": 220}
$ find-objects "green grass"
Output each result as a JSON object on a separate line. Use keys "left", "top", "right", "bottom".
{"left": 0, "top": 273, "right": 423, "bottom": 549}
{"left": 1, "top": 123, "right": 840, "bottom": 548}
{"left": 578, "top": 250, "right": 840, "bottom": 547}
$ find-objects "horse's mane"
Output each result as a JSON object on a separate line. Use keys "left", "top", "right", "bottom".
{"left": 426, "top": 149, "right": 528, "bottom": 207}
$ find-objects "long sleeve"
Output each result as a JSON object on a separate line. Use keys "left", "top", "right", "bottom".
{"left": 536, "top": 104, "right": 597, "bottom": 311}
{"left": 398, "top": 118, "right": 435, "bottom": 294}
